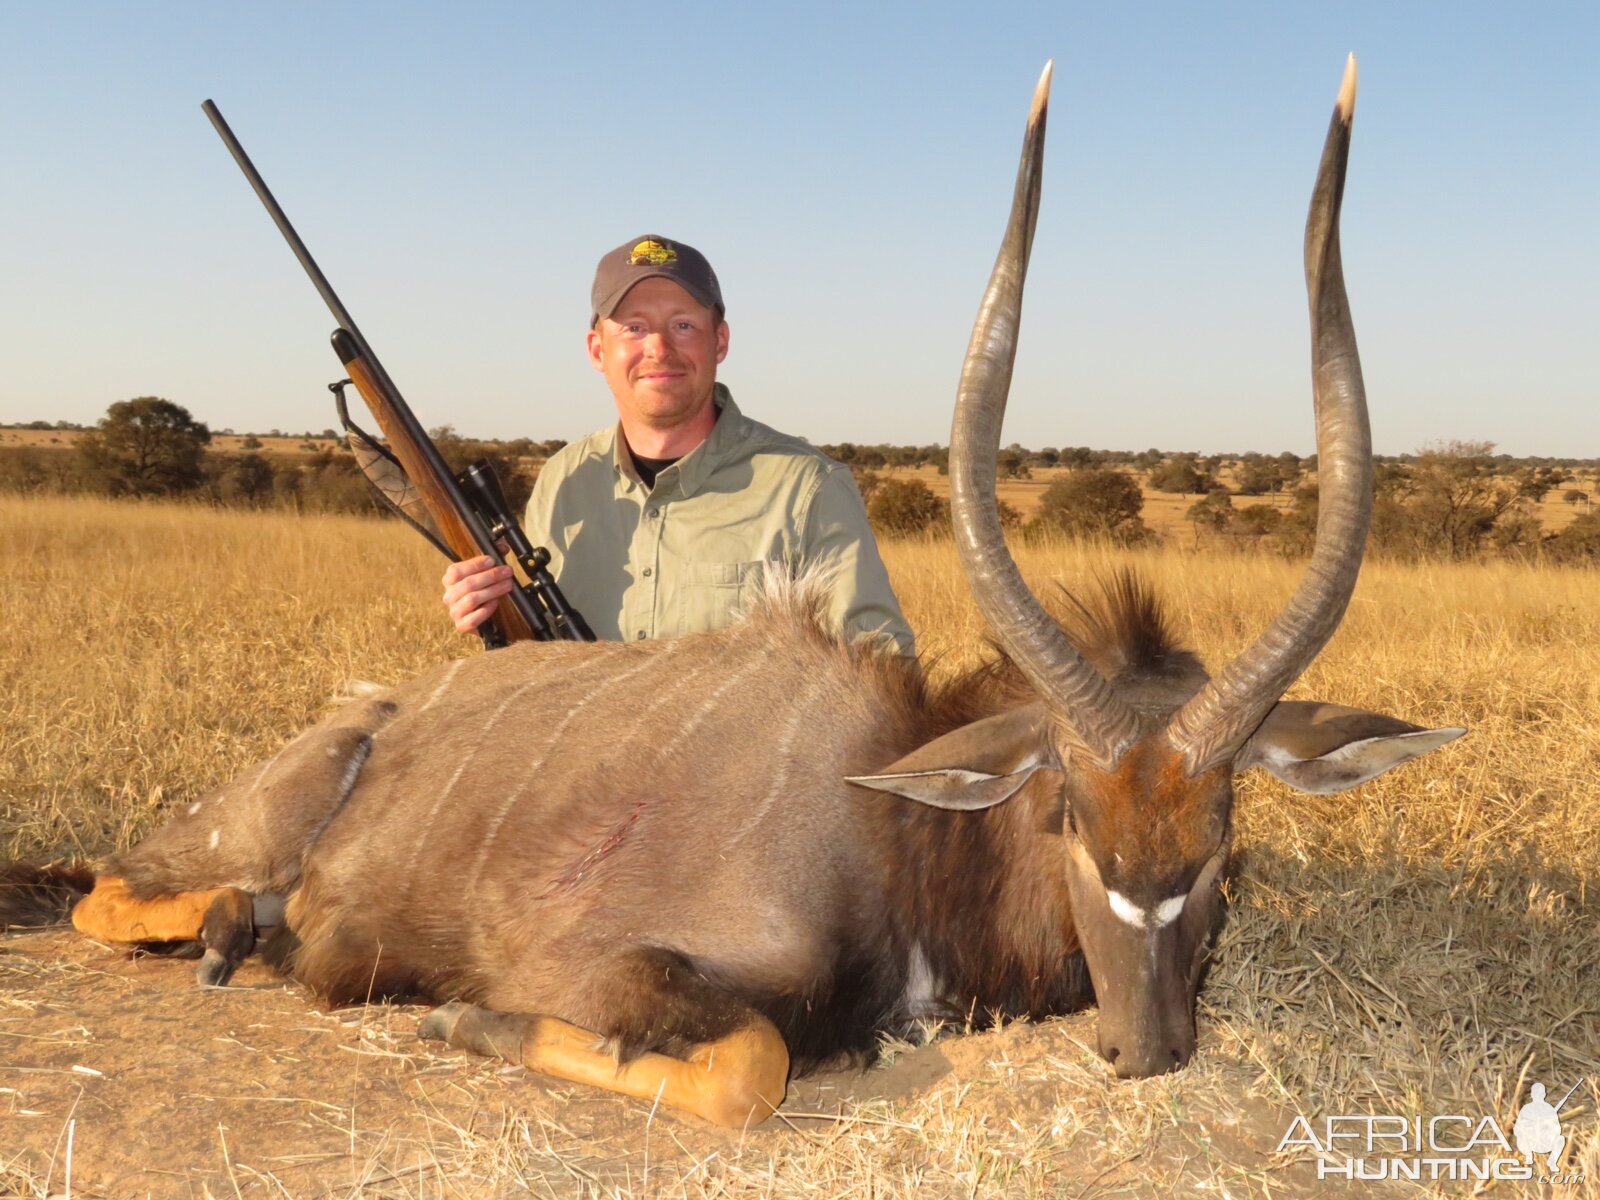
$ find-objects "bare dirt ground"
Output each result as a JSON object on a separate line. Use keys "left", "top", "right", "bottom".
{"left": 2, "top": 926, "right": 1322, "bottom": 1199}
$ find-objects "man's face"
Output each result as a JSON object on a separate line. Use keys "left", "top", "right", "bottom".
{"left": 586, "top": 277, "right": 729, "bottom": 434}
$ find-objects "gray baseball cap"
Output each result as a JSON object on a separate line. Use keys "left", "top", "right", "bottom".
{"left": 590, "top": 235, "right": 724, "bottom": 326}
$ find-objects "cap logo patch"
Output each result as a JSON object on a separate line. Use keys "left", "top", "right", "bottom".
{"left": 628, "top": 239, "right": 677, "bottom": 267}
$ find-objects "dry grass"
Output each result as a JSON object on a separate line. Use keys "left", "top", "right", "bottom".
{"left": 2, "top": 495, "right": 1597, "bottom": 1197}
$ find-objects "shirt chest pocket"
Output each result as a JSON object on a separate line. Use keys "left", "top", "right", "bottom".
{"left": 678, "top": 560, "right": 766, "bottom": 635}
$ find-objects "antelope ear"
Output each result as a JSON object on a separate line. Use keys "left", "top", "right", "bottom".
{"left": 846, "top": 704, "right": 1055, "bottom": 811}
{"left": 1237, "top": 701, "right": 1467, "bottom": 795}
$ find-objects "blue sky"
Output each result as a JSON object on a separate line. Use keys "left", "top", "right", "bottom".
{"left": 1, "top": 2, "right": 1594, "bottom": 455}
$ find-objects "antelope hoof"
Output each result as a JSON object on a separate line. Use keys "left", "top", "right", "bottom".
{"left": 197, "top": 948, "right": 236, "bottom": 987}
{"left": 419, "top": 1001, "right": 533, "bottom": 1061}
{"left": 194, "top": 888, "right": 255, "bottom": 987}
{"left": 418, "top": 1000, "right": 471, "bottom": 1044}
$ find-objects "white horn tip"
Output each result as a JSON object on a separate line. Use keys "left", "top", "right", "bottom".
{"left": 1337, "top": 53, "right": 1358, "bottom": 122}
{"left": 1030, "top": 60, "right": 1054, "bottom": 123}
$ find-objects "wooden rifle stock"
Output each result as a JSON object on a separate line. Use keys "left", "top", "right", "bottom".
{"left": 331, "top": 333, "right": 539, "bottom": 643}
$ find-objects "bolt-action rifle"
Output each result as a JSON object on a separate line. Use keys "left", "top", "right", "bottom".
{"left": 201, "top": 100, "right": 593, "bottom": 648}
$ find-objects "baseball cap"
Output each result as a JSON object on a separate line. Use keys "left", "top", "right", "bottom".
{"left": 591, "top": 235, "right": 724, "bottom": 326}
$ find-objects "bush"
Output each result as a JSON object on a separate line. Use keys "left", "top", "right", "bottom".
{"left": 0, "top": 446, "right": 92, "bottom": 495}
{"left": 206, "top": 452, "right": 278, "bottom": 508}
{"left": 1275, "top": 484, "right": 1319, "bottom": 556}
{"left": 852, "top": 469, "right": 883, "bottom": 505}
{"left": 868, "top": 478, "right": 948, "bottom": 535}
{"left": 1185, "top": 490, "right": 1234, "bottom": 543}
{"left": 1547, "top": 512, "right": 1600, "bottom": 563}
{"left": 429, "top": 426, "right": 536, "bottom": 517}
{"left": 1028, "top": 467, "right": 1148, "bottom": 544}
{"left": 288, "top": 448, "right": 384, "bottom": 515}
{"left": 1231, "top": 503, "right": 1283, "bottom": 548}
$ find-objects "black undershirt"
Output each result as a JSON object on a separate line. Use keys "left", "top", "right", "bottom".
{"left": 631, "top": 453, "right": 681, "bottom": 490}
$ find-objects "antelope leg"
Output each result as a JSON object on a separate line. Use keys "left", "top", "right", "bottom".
{"left": 71, "top": 875, "right": 240, "bottom": 945}
{"left": 419, "top": 1001, "right": 789, "bottom": 1129}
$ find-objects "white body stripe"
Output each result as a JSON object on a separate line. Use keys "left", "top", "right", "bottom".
{"left": 415, "top": 659, "right": 463, "bottom": 716}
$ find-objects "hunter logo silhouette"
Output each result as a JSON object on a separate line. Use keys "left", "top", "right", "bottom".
{"left": 1514, "top": 1079, "right": 1582, "bottom": 1171}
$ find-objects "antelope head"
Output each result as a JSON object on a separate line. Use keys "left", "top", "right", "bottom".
{"left": 853, "top": 59, "right": 1464, "bottom": 1078}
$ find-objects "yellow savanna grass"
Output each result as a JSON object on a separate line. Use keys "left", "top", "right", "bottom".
{"left": 2, "top": 494, "right": 1596, "bottom": 1196}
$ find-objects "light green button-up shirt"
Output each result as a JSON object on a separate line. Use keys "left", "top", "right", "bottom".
{"left": 524, "top": 387, "right": 914, "bottom": 654}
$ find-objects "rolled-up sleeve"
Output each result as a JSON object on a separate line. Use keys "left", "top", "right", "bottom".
{"left": 801, "top": 468, "right": 916, "bottom": 656}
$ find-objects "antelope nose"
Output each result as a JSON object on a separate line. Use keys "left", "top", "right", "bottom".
{"left": 1104, "top": 1044, "right": 1187, "bottom": 1079}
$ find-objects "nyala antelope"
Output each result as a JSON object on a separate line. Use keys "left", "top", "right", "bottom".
{"left": 3, "top": 58, "right": 1463, "bottom": 1128}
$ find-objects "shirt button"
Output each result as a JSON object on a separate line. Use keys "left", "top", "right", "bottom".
{"left": 636, "top": 630, "right": 647, "bottom": 640}
{"left": 646, "top": 508, "right": 658, "bottom": 519}
{"left": 642, "top": 567, "right": 652, "bottom": 577}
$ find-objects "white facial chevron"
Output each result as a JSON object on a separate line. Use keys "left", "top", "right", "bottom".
{"left": 1106, "top": 890, "right": 1187, "bottom": 930}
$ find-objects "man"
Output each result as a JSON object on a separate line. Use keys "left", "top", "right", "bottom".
{"left": 441, "top": 235, "right": 913, "bottom": 653}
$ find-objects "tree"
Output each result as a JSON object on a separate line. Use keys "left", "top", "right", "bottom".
{"left": 854, "top": 447, "right": 888, "bottom": 470}
{"left": 1562, "top": 489, "right": 1588, "bottom": 507}
{"left": 1371, "top": 440, "right": 1541, "bottom": 560}
{"left": 1147, "top": 455, "right": 1215, "bottom": 495}
{"left": 1235, "top": 453, "right": 1296, "bottom": 498}
{"left": 1029, "top": 467, "right": 1148, "bottom": 543}
{"left": 1132, "top": 448, "right": 1164, "bottom": 472}
{"left": 77, "top": 397, "right": 211, "bottom": 496}
{"left": 996, "top": 446, "right": 1032, "bottom": 480}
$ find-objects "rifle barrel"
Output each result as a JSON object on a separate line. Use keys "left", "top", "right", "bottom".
{"left": 201, "top": 101, "right": 363, "bottom": 341}
{"left": 202, "top": 99, "right": 552, "bottom": 643}
{"left": 1553, "top": 1077, "right": 1585, "bottom": 1112}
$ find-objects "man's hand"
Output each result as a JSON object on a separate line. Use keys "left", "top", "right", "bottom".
{"left": 441, "top": 556, "right": 514, "bottom": 633}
